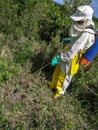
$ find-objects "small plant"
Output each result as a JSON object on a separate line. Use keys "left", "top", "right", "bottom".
{"left": 0, "top": 105, "right": 12, "bottom": 129}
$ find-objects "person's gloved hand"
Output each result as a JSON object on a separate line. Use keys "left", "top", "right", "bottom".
{"left": 51, "top": 55, "right": 61, "bottom": 66}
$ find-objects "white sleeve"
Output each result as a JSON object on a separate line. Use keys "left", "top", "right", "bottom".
{"left": 61, "top": 32, "right": 89, "bottom": 62}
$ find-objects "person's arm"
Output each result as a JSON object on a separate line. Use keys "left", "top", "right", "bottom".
{"left": 60, "top": 32, "right": 89, "bottom": 62}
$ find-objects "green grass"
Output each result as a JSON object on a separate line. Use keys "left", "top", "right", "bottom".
{"left": 0, "top": 68, "right": 98, "bottom": 130}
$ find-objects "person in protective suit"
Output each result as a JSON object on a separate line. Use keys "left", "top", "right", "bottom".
{"left": 48, "top": 5, "right": 95, "bottom": 99}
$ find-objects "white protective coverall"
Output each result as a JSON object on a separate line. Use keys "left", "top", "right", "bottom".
{"left": 60, "top": 5, "right": 95, "bottom": 95}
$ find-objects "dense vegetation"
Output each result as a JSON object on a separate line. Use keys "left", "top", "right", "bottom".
{"left": 0, "top": 0, "right": 98, "bottom": 129}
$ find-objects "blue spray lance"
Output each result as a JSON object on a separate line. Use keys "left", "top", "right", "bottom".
{"left": 63, "top": 37, "right": 73, "bottom": 43}
{"left": 32, "top": 37, "right": 73, "bottom": 72}
{"left": 81, "top": 34, "right": 98, "bottom": 66}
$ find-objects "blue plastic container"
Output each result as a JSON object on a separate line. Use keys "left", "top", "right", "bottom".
{"left": 81, "top": 34, "right": 98, "bottom": 66}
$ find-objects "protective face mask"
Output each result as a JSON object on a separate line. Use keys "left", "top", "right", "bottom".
{"left": 69, "top": 23, "right": 84, "bottom": 37}
{"left": 74, "top": 22, "right": 85, "bottom": 31}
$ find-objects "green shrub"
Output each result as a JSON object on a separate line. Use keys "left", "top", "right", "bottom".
{"left": 0, "top": 47, "right": 20, "bottom": 80}
{"left": 0, "top": 55, "right": 20, "bottom": 82}
{"left": 14, "top": 40, "right": 33, "bottom": 66}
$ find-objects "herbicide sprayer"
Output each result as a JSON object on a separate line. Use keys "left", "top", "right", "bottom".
{"left": 81, "top": 34, "right": 98, "bottom": 66}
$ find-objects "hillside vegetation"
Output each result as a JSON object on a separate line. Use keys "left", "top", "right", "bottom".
{"left": 0, "top": 0, "right": 98, "bottom": 130}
